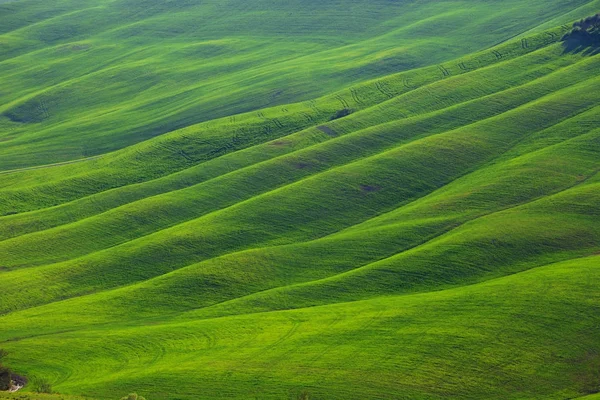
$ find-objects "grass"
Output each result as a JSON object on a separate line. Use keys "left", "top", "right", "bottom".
{"left": 1, "top": 1, "right": 600, "bottom": 399}
{"left": 2, "top": 256, "right": 600, "bottom": 399}
{"left": 0, "top": 394, "right": 89, "bottom": 400}
{"left": 1, "top": 0, "right": 600, "bottom": 169}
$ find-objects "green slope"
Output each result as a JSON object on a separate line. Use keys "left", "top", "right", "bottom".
{"left": 2, "top": 256, "right": 600, "bottom": 399}
{"left": 1, "top": 2, "right": 600, "bottom": 400}
{"left": 1, "top": 0, "right": 599, "bottom": 169}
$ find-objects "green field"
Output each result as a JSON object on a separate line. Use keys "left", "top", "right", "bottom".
{"left": 1, "top": 0, "right": 600, "bottom": 399}
{"left": 2, "top": 0, "right": 600, "bottom": 169}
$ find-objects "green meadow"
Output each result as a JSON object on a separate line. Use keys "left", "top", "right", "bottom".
{"left": 2, "top": 0, "right": 600, "bottom": 169}
{"left": 1, "top": 0, "right": 600, "bottom": 399}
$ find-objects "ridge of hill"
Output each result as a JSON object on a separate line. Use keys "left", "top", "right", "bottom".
{"left": 1, "top": 3, "right": 600, "bottom": 400}
{"left": 1, "top": 0, "right": 599, "bottom": 169}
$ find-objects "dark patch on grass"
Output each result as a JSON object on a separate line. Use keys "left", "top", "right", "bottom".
{"left": 572, "top": 350, "right": 600, "bottom": 394}
{"left": 269, "top": 140, "right": 291, "bottom": 147}
{"left": 11, "top": 374, "right": 27, "bottom": 387}
{"left": 562, "top": 34, "right": 600, "bottom": 55}
{"left": 562, "top": 14, "right": 600, "bottom": 55}
{"left": 4, "top": 99, "right": 50, "bottom": 123}
{"left": 316, "top": 125, "right": 336, "bottom": 137}
{"left": 70, "top": 44, "right": 90, "bottom": 51}
{"left": 329, "top": 108, "right": 352, "bottom": 121}
{"left": 360, "top": 184, "right": 381, "bottom": 193}
{"left": 0, "top": 350, "right": 26, "bottom": 392}
{"left": 56, "top": 43, "right": 91, "bottom": 53}
{"left": 294, "top": 162, "right": 310, "bottom": 169}
{"left": 270, "top": 89, "right": 283, "bottom": 100}
{"left": 0, "top": 368, "right": 9, "bottom": 391}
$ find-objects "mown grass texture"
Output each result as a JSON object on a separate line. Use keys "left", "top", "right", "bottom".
{"left": 1, "top": 1, "right": 600, "bottom": 400}
{"left": 1, "top": 0, "right": 599, "bottom": 169}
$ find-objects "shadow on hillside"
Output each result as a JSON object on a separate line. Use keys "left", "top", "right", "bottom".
{"left": 562, "top": 14, "right": 600, "bottom": 56}
{"left": 562, "top": 34, "right": 600, "bottom": 56}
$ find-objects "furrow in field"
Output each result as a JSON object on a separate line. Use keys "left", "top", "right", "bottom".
{"left": 0, "top": 70, "right": 599, "bottom": 316}
{"left": 0, "top": 2, "right": 583, "bottom": 171}
{"left": 0, "top": 26, "right": 565, "bottom": 211}
{"left": 2, "top": 253, "right": 599, "bottom": 399}
{"left": 0, "top": 42, "right": 594, "bottom": 262}
{"left": 2, "top": 125, "right": 597, "bottom": 333}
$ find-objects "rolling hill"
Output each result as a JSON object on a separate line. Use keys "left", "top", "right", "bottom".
{"left": 1, "top": 1, "right": 600, "bottom": 399}
{"left": 2, "top": 0, "right": 600, "bottom": 169}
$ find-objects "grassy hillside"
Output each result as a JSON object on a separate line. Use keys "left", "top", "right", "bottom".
{"left": 0, "top": 394, "right": 89, "bottom": 400}
{"left": 1, "top": 0, "right": 600, "bottom": 169}
{"left": 1, "top": 1, "right": 600, "bottom": 399}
